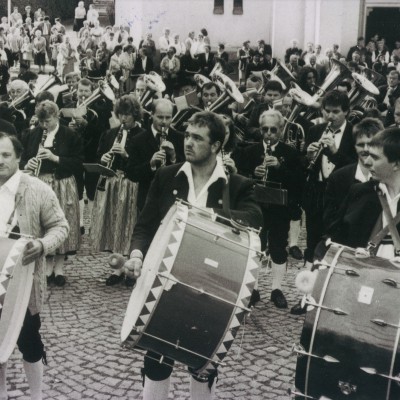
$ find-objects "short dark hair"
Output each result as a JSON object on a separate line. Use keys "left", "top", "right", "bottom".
{"left": 114, "top": 94, "right": 142, "bottom": 120}
{"left": 113, "top": 45, "right": 123, "bottom": 54}
{"left": 0, "top": 132, "right": 24, "bottom": 158}
{"left": 200, "top": 28, "right": 208, "bottom": 37}
{"left": 35, "top": 90, "right": 55, "bottom": 104}
{"left": 337, "top": 80, "right": 352, "bottom": 92}
{"left": 201, "top": 82, "right": 221, "bottom": 97}
{"left": 187, "top": 111, "right": 225, "bottom": 152}
{"left": 352, "top": 117, "right": 383, "bottom": 140}
{"left": 369, "top": 127, "right": 400, "bottom": 163}
{"left": 299, "top": 66, "right": 317, "bottom": 89}
{"left": 322, "top": 90, "right": 350, "bottom": 112}
{"left": 35, "top": 100, "right": 59, "bottom": 120}
{"left": 264, "top": 80, "right": 283, "bottom": 93}
{"left": 78, "top": 78, "right": 93, "bottom": 90}
{"left": 388, "top": 70, "right": 400, "bottom": 80}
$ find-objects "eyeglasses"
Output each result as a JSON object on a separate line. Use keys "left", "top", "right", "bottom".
{"left": 261, "top": 126, "right": 278, "bottom": 134}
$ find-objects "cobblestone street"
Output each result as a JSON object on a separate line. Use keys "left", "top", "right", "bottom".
{"left": 6, "top": 214, "right": 307, "bottom": 400}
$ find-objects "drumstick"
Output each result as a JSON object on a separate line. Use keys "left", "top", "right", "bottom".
{"left": 108, "top": 253, "right": 126, "bottom": 270}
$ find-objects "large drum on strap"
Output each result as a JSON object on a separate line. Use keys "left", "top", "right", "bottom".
{"left": 121, "top": 203, "right": 260, "bottom": 377}
{"left": 294, "top": 242, "right": 400, "bottom": 400}
{"left": 0, "top": 237, "right": 35, "bottom": 363}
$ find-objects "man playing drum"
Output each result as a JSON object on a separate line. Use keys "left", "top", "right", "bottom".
{"left": 123, "top": 111, "right": 262, "bottom": 400}
{"left": 0, "top": 133, "right": 69, "bottom": 400}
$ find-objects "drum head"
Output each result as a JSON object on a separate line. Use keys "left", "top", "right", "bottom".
{"left": 121, "top": 204, "right": 184, "bottom": 343}
{"left": 0, "top": 238, "right": 34, "bottom": 364}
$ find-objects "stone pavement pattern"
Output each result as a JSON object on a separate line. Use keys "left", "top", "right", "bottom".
{"left": 6, "top": 214, "right": 307, "bottom": 400}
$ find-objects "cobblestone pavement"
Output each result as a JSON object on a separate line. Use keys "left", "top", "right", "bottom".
{"left": 6, "top": 213, "right": 307, "bottom": 400}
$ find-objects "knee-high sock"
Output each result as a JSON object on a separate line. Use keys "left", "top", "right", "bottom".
{"left": 305, "top": 261, "right": 313, "bottom": 270}
{"left": 0, "top": 362, "right": 7, "bottom": 399}
{"left": 54, "top": 255, "right": 64, "bottom": 276}
{"left": 87, "top": 200, "right": 94, "bottom": 227}
{"left": 142, "top": 376, "right": 170, "bottom": 400}
{"left": 289, "top": 220, "right": 301, "bottom": 248}
{"left": 190, "top": 376, "right": 215, "bottom": 400}
{"left": 79, "top": 199, "right": 84, "bottom": 227}
{"left": 23, "top": 360, "right": 43, "bottom": 400}
{"left": 271, "top": 261, "right": 286, "bottom": 291}
{"left": 46, "top": 256, "right": 54, "bottom": 277}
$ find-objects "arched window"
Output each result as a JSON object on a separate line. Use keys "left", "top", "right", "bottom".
{"left": 233, "top": 0, "right": 243, "bottom": 15}
{"left": 214, "top": 0, "right": 224, "bottom": 14}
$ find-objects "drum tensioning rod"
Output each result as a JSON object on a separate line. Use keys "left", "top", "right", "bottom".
{"left": 287, "top": 388, "right": 322, "bottom": 399}
{"left": 122, "top": 346, "right": 215, "bottom": 380}
{"left": 128, "top": 328, "right": 226, "bottom": 367}
{"left": 175, "top": 218, "right": 263, "bottom": 256}
{"left": 157, "top": 272, "right": 252, "bottom": 312}
{"left": 175, "top": 199, "right": 262, "bottom": 235}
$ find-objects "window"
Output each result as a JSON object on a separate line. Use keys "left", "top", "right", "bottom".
{"left": 214, "top": 0, "right": 224, "bottom": 14}
{"left": 233, "top": 0, "right": 243, "bottom": 15}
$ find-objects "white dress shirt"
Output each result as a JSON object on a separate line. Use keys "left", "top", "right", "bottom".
{"left": 43, "top": 124, "right": 59, "bottom": 148}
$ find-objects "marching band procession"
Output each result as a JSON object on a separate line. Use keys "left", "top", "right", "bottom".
{"left": 1, "top": 1, "right": 400, "bottom": 399}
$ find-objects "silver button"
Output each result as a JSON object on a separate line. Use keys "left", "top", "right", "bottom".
{"left": 218, "top": 199, "right": 223, "bottom": 205}
{"left": 173, "top": 190, "right": 178, "bottom": 195}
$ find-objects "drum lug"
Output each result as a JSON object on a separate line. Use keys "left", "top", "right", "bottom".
{"left": 291, "top": 343, "right": 340, "bottom": 363}
{"left": 338, "top": 381, "right": 357, "bottom": 395}
{"left": 287, "top": 388, "right": 323, "bottom": 399}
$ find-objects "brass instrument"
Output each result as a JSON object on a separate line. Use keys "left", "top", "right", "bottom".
{"left": 208, "top": 71, "right": 244, "bottom": 112}
{"left": 283, "top": 117, "right": 305, "bottom": 151}
{"left": 97, "top": 124, "right": 126, "bottom": 191}
{"left": 348, "top": 72, "right": 379, "bottom": 109}
{"left": 77, "top": 80, "right": 115, "bottom": 109}
{"left": 140, "top": 72, "right": 166, "bottom": 111}
{"left": 32, "top": 73, "right": 62, "bottom": 97}
{"left": 307, "top": 121, "right": 332, "bottom": 173}
{"left": 33, "top": 129, "right": 48, "bottom": 177}
{"left": 194, "top": 74, "right": 211, "bottom": 89}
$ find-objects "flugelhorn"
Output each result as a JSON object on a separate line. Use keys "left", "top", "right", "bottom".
{"left": 307, "top": 122, "right": 332, "bottom": 173}
{"left": 97, "top": 124, "right": 125, "bottom": 191}
{"left": 33, "top": 129, "right": 48, "bottom": 177}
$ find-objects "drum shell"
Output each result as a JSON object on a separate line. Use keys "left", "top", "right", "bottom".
{"left": 295, "top": 243, "right": 400, "bottom": 400}
{"left": 121, "top": 204, "right": 260, "bottom": 375}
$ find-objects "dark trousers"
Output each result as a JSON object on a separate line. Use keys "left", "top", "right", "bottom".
{"left": 261, "top": 205, "right": 291, "bottom": 264}
{"left": 76, "top": 171, "right": 99, "bottom": 201}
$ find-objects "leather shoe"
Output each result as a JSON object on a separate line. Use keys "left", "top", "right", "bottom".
{"left": 290, "top": 301, "right": 307, "bottom": 315}
{"left": 270, "top": 289, "right": 288, "bottom": 309}
{"left": 106, "top": 274, "right": 124, "bottom": 286}
{"left": 46, "top": 273, "right": 55, "bottom": 285}
{"left": 80, "top": 226, "right": 85, "bottom": 235}
{"left": 248, "top": 289, "right": 261, "bottom": 307}
{"left": 289, "top": 246, "right": 303, "bottom": 260}
{"left": 54, "top": 275, "right": 66, "bottom": 287}
{"left": 125, "top": 277, "right": 136, "bottom": 287}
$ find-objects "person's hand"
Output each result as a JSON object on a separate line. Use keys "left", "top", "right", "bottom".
{"left": 25, "top": 157, "right": 39, "bottom": 172}
{"left": 101, "top": 152, "right": 112, "bottom": 164}
{"left": 22, "top": 240, "right": 43, "bottom": 265}
{"left": 37, "top": 148, "right": 58, "bottom": 162}
{"left": 263, "top": 155, "right": 280, "bottom": 168}
{"left": 150, "top": 150, "right": 166, "bottom": 168}
{"left": 222, "top": 156, "right": 237, "bottom": 174}
{"left": 306, "top": 141, "right": 321, "bottom": 160}
{"left": 160, "top": 141, "right": 176, "bottom": 161}
{"left": 123, "top": 257, "right": 143, "bottom": 279}
{"left": 111, "top": 143, "right": 129, "bottom": 158}
{"left": 235, "top": 113, "right": 248, "bottom": 126}
{"left": 320, "top": 135, "right": 337, "bottom": 154}
{"left": 73, "top": 116, "right": 88, "bottom": 128}
{"left": 254, "top": 164, "right": 266, "bottom": 178}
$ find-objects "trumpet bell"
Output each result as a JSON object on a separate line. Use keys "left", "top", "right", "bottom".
{"left": 32, "top": 73, "right": 62, "bottom": 97}
{"left": 98, "top": 80, "right": 116, "bottom": 102}
{"left": 145, "top": 71, "right": 166, "bottom": 93}
{"left": 108, "top": 74, "right": 120, "bottom": 90}
{"left": 213, "top": 70, "right": 244, "bottom": 104}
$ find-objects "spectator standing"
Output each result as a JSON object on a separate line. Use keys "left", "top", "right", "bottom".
{"left": 33, "top": 30, "right": 46, "bottom": 73}
{"left": 74, "top": 1, "right": 87, "bottom": 37}
{"left": 87, "top": 4, "right": 99, "bottom": 28}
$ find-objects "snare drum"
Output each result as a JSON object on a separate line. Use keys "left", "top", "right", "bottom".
{"left": 0, "top": 237, "right": 35, "bottom": 363}
{"left": 294, "top": 242, "right": 400, "bottom": 400}
{"left": 121, "top": 203, "right": 260, "bottom": 377}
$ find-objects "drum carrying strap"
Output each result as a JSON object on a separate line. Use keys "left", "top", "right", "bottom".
{"left": 368, "top": 193, "right": 400, "bottom": 255}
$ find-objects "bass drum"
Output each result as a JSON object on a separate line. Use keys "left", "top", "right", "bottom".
{"left": 0, "top": 237, "right": 35, "bottom": 363}
{"left": 121, "top": 203, "right": 260, "bottom": 377}
{"left": 294, "top": 242, "right": 400, "bottom": 400}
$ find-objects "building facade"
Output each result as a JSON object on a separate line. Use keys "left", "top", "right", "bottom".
{"left": 115, "top": 0, "right": 400, "bottom": 58}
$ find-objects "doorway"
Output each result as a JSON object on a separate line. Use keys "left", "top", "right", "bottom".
{"left": 365, "top": 7, "right": 400, "bottom": 49}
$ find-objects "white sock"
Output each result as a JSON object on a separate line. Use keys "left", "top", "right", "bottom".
{"left": 23, "top": 360, "right": 43, "bottom": 400}
{"left": 271, "top": 261, "right": 286, "bottom": 291}
{"left": 289, "top": 220, "right": 301, "bottom": 248}
{"left": 142, "top": 376, "right": 170, "bottom": 400}
{"left": 87, "top": 200, "right": 94, "bottom": 228}
{"left": 0, "top": 362, "right": 7, "bottom": 399}
{"left": 54, "top": 255, "right": 64, "bottom": 277}
{"left": 79, "top": 199, "right": 84, "bottom": 227}
{"left": 190, "top": 376, "right": 215, "bottom": 400}
{"left": 305, "top": 261, "right": 313, "bottom": 270}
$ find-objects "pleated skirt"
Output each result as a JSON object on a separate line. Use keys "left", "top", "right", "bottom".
{"left": 40, "top": 174, "right": 81, "bottom": 254}
{"left": 90, "top": 173, "right": 138, "bottom": 255}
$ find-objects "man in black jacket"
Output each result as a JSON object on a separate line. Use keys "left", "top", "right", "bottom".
{"left": 238, "top": 109, "right": 305, "bottom": 309}
{"left": 126, "top": 98, "right": 185, "bottom": 210}
{"left": 123, "top": 111, "right": 262, "bottom": 400}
